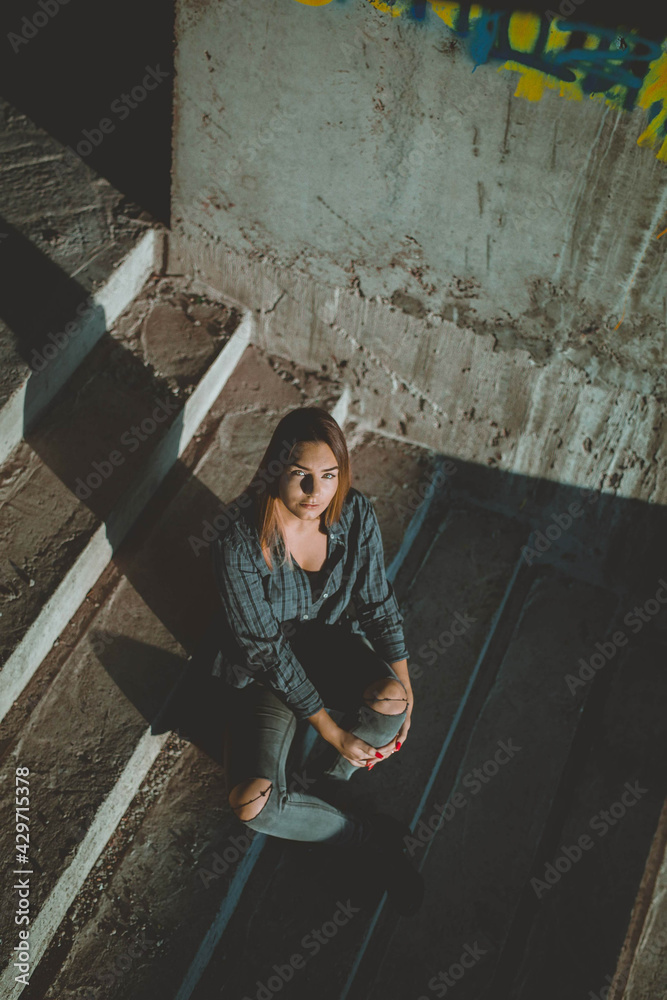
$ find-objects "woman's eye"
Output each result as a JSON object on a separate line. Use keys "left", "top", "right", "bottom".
{"left": 290, "top": 471, "right": 336, "bottom": 479}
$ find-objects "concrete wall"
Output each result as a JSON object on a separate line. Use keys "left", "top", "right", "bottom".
{"left": 170, "top": 0, "right": 667, "bottom": 505}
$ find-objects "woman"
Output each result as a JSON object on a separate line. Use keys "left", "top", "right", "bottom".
{"left": 211, "top": 406, "right": 423, "bottom": 914}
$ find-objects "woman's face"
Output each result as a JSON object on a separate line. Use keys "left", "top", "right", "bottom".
{"left": 278, "top": 440, "right": 340, "bottom": 525}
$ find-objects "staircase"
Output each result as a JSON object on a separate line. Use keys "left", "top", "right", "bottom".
{"left": 1, "top": 134, "right": 666, "bottom": 1000}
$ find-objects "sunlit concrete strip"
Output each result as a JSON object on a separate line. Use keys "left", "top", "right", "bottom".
{"left": 338, "top": 547, "right": 527, "bottom": 1000}
{"left": 0, "top": 312, "right": 253, "bottom": 725}
{"left": 0, "top": 728, "right": 169, "bottom": 1000}
{"left": 0, "top": 228, "right": 160, "bottom": 469}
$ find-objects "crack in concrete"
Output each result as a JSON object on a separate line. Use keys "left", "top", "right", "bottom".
{"left": 263, "top": 290, "right": 286, "bottom": 314}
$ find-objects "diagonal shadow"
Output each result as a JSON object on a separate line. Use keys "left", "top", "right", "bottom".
{"left": 0, "top": 0, "right": 174, "bottom": 224}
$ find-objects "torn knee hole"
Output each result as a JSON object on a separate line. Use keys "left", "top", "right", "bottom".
{"left": 229, "top": 781, "right": 273, "bottom": 821}
{"left": 363, "top": 692, "right": 408, "bottom": 716}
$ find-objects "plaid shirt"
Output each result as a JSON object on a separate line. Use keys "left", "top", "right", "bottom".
{"left": 210, "top": 486, "right": 409, "bottom": 721}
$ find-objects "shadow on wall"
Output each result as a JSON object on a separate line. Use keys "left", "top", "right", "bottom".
{"left": 0, "top": 0, "right": 174, "bottom": 224}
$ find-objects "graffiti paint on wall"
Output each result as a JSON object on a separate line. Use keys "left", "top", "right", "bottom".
{"left": 292, "top": 0, "right": 667, "bottom": 160}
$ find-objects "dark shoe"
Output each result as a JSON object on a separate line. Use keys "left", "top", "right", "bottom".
{"left": 357, "top": 811, "right": 424, "bottom": 917}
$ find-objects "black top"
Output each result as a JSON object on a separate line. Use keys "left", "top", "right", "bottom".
{"left": 302, "top": 566, "right": 326, "bottom": 601}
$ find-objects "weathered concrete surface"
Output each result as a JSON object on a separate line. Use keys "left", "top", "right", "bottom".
{"left": 170, "top": 0, "right": 667, "bottom": 513}
{"left": 167, "top": 229, "right": 667, "bottom": 508}
{"left": 0, "top": 96, "right": 158, "bottom": 413}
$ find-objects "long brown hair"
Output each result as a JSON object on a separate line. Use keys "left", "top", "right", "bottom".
{"left": 241, "top": 407, "right": 352, "bottom": 571}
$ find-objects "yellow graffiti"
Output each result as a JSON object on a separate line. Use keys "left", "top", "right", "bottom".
{"left": 295, "top": 0, "right": 667, "bottom": 160}
{"left": 368, "top": 1, "right": 407, "bottom": 15}
{"left": 507, "top": 11, "right": 540, "bottom": 54}
{"left": 636, "top": 52, "right": 667, "bottom": 161}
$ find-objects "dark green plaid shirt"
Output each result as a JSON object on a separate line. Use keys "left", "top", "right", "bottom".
{"left": 210, "top": 486, "right": 408, "bottom": 721}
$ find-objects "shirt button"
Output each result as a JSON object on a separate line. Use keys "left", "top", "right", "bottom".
{"left": 322, "top": 593, "right": 328, "bottom": 599}
{"left": 303, "top": 615, "right": 309, "bottom": 620}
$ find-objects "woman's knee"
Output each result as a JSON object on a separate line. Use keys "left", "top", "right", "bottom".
{"left": 362, "top": 676, "right": 408, "bottom": 715}
{"left": 228, "top": 777, "right": 274, "bottom": 823}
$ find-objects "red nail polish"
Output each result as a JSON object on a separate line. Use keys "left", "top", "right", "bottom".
{"left": 375, "top": 752, "right": 382, "bottom": 758}
{"left": 396, "top": 741, "right": 402, "bottom": 749}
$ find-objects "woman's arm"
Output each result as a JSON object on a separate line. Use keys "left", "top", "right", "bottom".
{"left": 212, "top": 536, "right": 325, "bottom": 722}
{"left": 350, "top": 498, "right": 410, "bottom": 669}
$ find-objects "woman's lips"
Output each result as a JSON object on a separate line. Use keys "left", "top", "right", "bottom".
{"left": 300, "top": 502, "right": 319, "bottom": 507}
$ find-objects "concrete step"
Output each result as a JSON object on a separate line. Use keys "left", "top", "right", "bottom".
{"left": 20, "top": 427, "right": 442, "bottom": 1000}
{"left": 0, "top": 275, "right": 250, "bottom": 727}
{"left": 0, "top": 95, "right": 162, "bottom": 468}
{"left": 0, "top": 345, "right": 349, "bottom": 998}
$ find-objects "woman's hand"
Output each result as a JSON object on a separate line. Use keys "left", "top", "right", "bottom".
{"left": 367, "top": 698, "right": 413, "bottom": 770}
{"left": 332, "top": 729, "right": 381, "bottom": 769}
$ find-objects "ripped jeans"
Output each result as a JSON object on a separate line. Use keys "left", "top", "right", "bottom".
{"left": 223, "top": 621, "right": 408, "bottom": 849}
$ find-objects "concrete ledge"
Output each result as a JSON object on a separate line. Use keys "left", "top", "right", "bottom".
{"left": 0, "top": 228, "right": 161, "bottom": 469}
